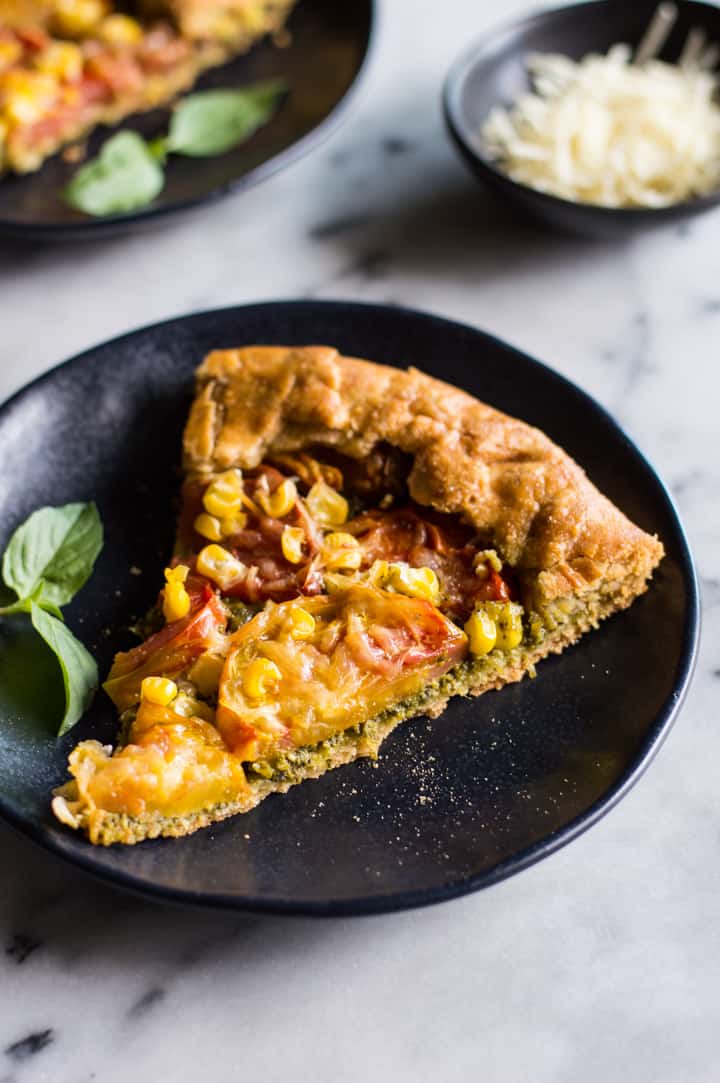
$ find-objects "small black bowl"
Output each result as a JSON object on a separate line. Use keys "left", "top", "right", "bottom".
{"left": 444, "top": 0, "right": 720, "bottom": 237}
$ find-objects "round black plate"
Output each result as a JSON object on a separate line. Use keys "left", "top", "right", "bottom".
{"left": 0, "top": 301, "right": 698, "bottom": 915}
{"left": 0, "top": 0, "right": 373, "bottom": 240}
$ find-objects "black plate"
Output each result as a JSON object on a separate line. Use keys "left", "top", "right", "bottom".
{"left": 0, "top": 0, "right": 373, "bottom": 240}
{"left": 0, "top": 301, "right": 698, "bottom": 915}
{"left": 444, "top": 0, "right": 720, "bottom": 237}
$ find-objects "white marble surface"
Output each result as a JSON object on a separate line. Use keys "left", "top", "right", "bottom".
{"left": 0, "top": 1, "right": 717, "bottom": 1080}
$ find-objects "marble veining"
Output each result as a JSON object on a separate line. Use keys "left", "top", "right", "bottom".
{"left": 0, "top": 1, "right": 718, "bottom": 1080}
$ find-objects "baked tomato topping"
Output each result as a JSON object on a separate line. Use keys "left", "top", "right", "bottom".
{"left": 104, "top": 588, "right": 228, "bottom": 711}
{"left": 178, "top": 468, "right": 515, "bottom": 619}
{"left": 216, "top": 584, "right": 468, "bottom": 762}
{"left": 64, "top": 702, "right": 248, "bottom": 822}
{"left": 178, "top": 467, "right": 323, "bottom": 603}
{"left": 346, "top": 506, "right": 515, "bottom": 620}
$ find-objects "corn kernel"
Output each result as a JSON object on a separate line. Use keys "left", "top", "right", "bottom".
{"left": 286, "top": 606, "right": 315, "bottom": 639}
{"left": 482, "top": 601, "right": 524, "bottom": 650}
{"left": 323, "top": 572, "right": 352, "bottom": 594}
{"left": 209, "top": 13, "right": 242, "bottom": 42}
{"left": 52, "top": 0, "right": 109, "bottom": 38}
{"left": 202, "top": 469, "right": 244, "bottom": 520}
{"left": 473, "top": 549, "right": 502, "bottom": 577}
{"left": 165, "top": 564, "right": 189, "bottom": 584}
{"left": 97, "top": 14, "right": 144, "bottom": 46}
{"left": 257, "top": 478, "right": 297, "bottom": 519}
{"left": 35, "top": 42, "right": 83, "bottom": 81}
{"left": 366, "top": 559, "right": 390, "bottom": 587}
{"left": 243, "top": 657, "right": 281, "bottom": 700}
{"left": 323, "top": 531, "right": 359, "bottom": 549}
{"left": 163, "top": 582, "right": 191, "bottom": 622}
{"left": 196, "top": 544, "right": 247, "bottom": 590}
{"left": 219, "top": 512, "right": 248, "bottom": 537}
{"left": 0, "top": 40, "right": 23, "bottom": 73}
{"left": 385, "top": 562, "right": 440, "bottom": 603}
{"left": 281, "top": 525, "right": 306, "bottom": 564}
{"left": 236, "top": 7, "right": 269, "bottom": 32}
{"left": 203, "top": 492, "right": 241, "bottom": 519}
{"left": 194, "top": 512, "right": 223, "bottom": 542}
{"left": 162, "top": 564, "right": 191, "bottom": 623}
{"left": 322, "top": 531, "right": 362, "bottom": 571}
{"left": 464, "top": 608, "right": 497, "bottom": 656}
{"left": 307, "top": 481, "right": 348, "bottom": 527}
{"left": 141, "top": 676, "right": 178, "bottom": 707}
{"left": 1, "top": 70, "right": 58, "bottom": 126}
{"left": 187, "top": 651, "right": 225, "bottom": 697}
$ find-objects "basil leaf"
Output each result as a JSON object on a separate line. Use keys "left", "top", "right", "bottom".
{"left": 2, "top": 503, "right": 103, "bottom": 609}
{"left": 167, "top": 79, "right": 287, "bottom": 158}
{"left": 30, "top": 603, "right": 98, "bottom": 736}
{"left": 64, "top": 131, "right": 165, "bottom": 217}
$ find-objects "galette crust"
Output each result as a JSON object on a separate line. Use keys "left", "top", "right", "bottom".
{"left": 183, "top": 346, "right": 664, "bottom": 608}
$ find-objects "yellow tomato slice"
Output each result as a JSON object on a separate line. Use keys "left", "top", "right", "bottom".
{"left": 216, "top": 585, "right": 468, "bottom": 761}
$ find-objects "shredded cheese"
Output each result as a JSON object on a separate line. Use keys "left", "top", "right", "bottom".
{"left": 481, "top": 44, "right": 720, "bottom": 208}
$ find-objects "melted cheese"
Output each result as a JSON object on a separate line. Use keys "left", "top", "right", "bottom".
{"left": 482, "top": 45, "right": 720, "bottom": 208}
{"left": 217, "top": 585, "right": 468, "bottom": 760}
{"left": 59, "top": 701, "right": 248, "bottom": 833}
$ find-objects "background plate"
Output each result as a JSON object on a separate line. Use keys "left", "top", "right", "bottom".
{"left": 0, "top": 301, "right": 698, "bottom": 915}
{"left": 0, "top": 0, "right": 373, "bottom": 240}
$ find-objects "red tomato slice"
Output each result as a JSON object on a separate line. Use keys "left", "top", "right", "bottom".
{"left": 348, "top": 506, "right": 515, "bottom": 619}
{"left": 216, "top": 585, "right": 468, "bottom": 761}
{"left": 104, "top": 590, "right": 227, "bottom": 711}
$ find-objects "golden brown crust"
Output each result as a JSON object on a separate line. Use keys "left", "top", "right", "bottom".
{"left": 183, "top": 346, "right": 664, "bottom": 609}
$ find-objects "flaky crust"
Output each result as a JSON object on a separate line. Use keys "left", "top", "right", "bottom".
{"left": 183, "top": 346, "right": 664, "bottom": 609}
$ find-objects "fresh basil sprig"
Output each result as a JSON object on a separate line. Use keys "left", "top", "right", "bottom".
{"left": 64, "top": 131, "right": 165, "bottom": 217}
{"left": 0, "top": 503, "right": 103, "bottom": 735}
{"left": 64, "top": 79, "right": 287, "bottom": 218}
{"left": 165, "top": 81, "right": 287, "bottom": 157}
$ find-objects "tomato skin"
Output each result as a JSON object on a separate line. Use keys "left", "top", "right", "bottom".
{"left": 78, "top": 75, "right": 114, "bottom": 105}
{"left": 488, "top": 569, "right": 511, "bottom": 602}
{"left": 348, "top": 506, "right": 516, "bottom": 619}
{"left": 16, "top": 26, "right": 49, "bottom": 51}
{"left": 104, "top": 591, "right": 227, "bottom": 711}
{"left": 86, "top": 52, "right": 144, "bottom": 95}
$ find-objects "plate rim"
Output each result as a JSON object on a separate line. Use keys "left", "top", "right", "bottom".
{"left": 0, "top": 0, "right": 376, "bottom": 241}
{"left": 0, "top": 299, "right": 701, "bottom": 916}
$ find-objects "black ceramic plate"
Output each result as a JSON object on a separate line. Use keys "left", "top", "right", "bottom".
{"left": 0, "top": 301, "right": 698, "bottom": 915}
{"left": 444, "top": 0, "right": 720, "bottom": 237}
{"left": 0, "top": 0, "right": 373, "bottom": 241}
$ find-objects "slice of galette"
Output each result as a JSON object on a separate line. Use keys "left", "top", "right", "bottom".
{"left": 52, "top": 346, "right": 664, "bottom": 844}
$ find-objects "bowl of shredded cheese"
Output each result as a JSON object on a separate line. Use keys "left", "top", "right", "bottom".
{"left": 443, "top": 0, "right": 720, "bottom": 235}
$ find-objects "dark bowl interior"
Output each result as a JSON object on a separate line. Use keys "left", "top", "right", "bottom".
{"left": 444, "top": 0, "right": 720, "bottom": 237}
{"left": 0, "top": 301, "right": 698, "bottom": 915}
{"left": 0, "top": 0, "right": 373, "bottom": 240}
